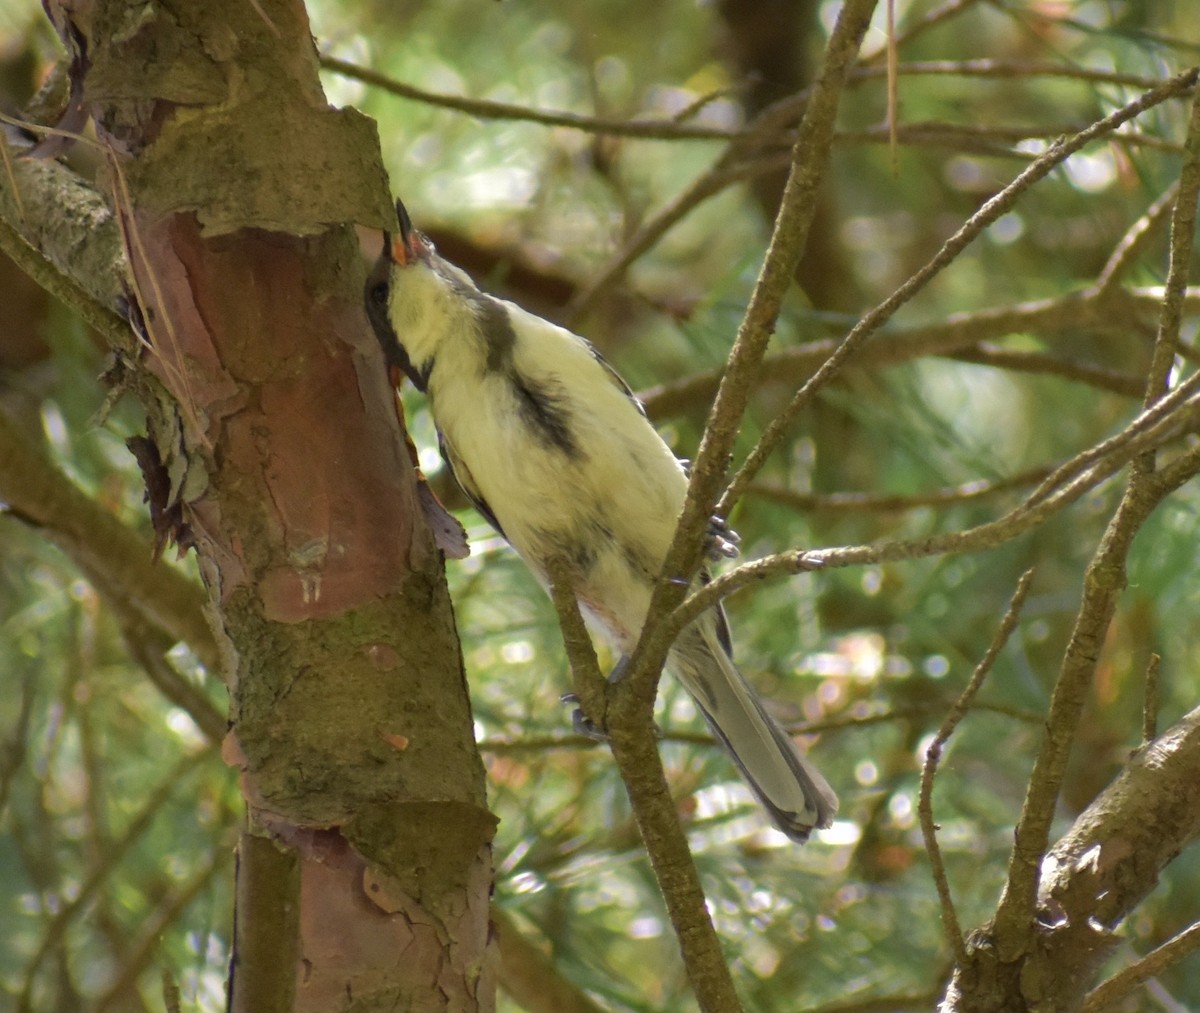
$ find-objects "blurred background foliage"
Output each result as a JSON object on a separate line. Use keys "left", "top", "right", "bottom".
{"left": 2, "top": 0, "right": 1199, "bottom": 1009}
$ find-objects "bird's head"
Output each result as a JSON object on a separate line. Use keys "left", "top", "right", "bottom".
{"left": 365, "top": 198, "right": 479, "bottom": 391}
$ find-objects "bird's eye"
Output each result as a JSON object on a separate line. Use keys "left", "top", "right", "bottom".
{"left": 370, "top": 283, "right": 389, "bottom": 306}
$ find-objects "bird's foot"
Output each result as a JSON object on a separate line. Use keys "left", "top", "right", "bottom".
{"left": 706, "top": 516, "right": 740, "bottom": 561}
{"left": 560, "top": 692, "right": 609, "bottom": 741}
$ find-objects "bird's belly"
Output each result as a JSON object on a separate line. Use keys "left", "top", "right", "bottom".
{"left": 439, "top": 384, "right": 686, "bottom": 648}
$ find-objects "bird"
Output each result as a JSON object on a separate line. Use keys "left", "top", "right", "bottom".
{"left": 364, "top": 199, "right": 838, "bottom": 842}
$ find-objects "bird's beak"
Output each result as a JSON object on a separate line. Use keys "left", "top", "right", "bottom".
{"left": 392, "top": 198, "right": 425, "bottom": 267}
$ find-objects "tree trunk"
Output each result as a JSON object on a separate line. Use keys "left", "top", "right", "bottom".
{"left": 39, "top": 0, "right": 498, "bottom": 1008}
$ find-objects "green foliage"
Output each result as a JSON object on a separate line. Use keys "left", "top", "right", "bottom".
{"left": 2, "top": 0, "right": 1200, "bottom": 1009}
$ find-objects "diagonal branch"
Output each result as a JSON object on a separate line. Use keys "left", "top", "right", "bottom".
{"left": 919, "top": 569, "right": 1036, "bottom": 965}
{"left": 656, "top": 371, "right": 1200, "bottom": 658}
{"left": 619, "top": 0, "right": 881, "bottom": 718}
{"left": 718, "top": 66, "right": 1200, "bottom": 515}
{"left": 992, "top": 81, "right": 1200, "bottom": 960}
{"left": 0, "top": 410, "right": 220, "bottom": 675}
{"left": 545, "top": 558, "right": 741, "bottom": 1012}
{"left": 641, "top": 283, "right": 1195, "bottom": 421}
{"left": 1082, "top": 920, "right": 1200, "bottom": 1013}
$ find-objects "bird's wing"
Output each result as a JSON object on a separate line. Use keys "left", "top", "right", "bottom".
{"left": 583, "top": 339, "right": 649, "bottom": 419}
{"left": 438, "top": 428, "right": 506, "bottom": 539}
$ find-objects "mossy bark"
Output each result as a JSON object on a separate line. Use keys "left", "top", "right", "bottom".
{"left": 40, "top": 0, "right": 498, "bottom": 1008}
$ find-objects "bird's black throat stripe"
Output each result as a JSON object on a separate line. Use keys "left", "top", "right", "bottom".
{"left": 472, "top": 294, "right": 517, "bottom": 374}
{"left": 462, "top": 287, "right": 580, "bottom": 457}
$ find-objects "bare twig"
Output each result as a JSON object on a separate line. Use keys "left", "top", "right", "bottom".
{"left": 860, "top": 0, "right": 983, "bottom": 65}
{"left": 94, "top": 851, "right": 231, "bottom": 1013}
{"left": 1022, "top": 367, "right": 1200, "bottom": 509}
{"left": 1142, "top": 653, "right": 1161, "bottom": 745}
{"left": 747, "top": 464, "right": 1055, "bottom": 515}
{"left": 0, "top": 212, "right": 129, "bottom": 348}
{"left": 17, "top": 750, "right": 213, "bottom": 1011}
{"left": 476, "top": 701, "right": 1043, "bottom": 755}
{"left": 0, "top": 672, "right": 34, "bottom": 815}
{"left": 806, "top": 990, "right": 943, "bottom": 1013}
{"left": 919, "top": 569, "right": 1036, "bottom": 965}
{"left": 852, "top": 59, "right": 1176, "bottom": 92}
{"left": 565, "top": 150, "right": 787, "bottom": 325}
{"left": 839, "top": 121, "right": 1182, "bottom": 155}
{"left": 660, "top": 380, "right": 1200, "bottom": 654}
{"left": 947, "top": 345, "right": 1145, "bottom": 397}
{"left": 1081, "top": 921, "right": 1200, "bottom": 1013}
{"left": 0, "top": 410, "right": 221, "bottom": 674}
{"left": 944, "top": 704, "right": 1200, "bottom": 1009}
{"left": 885, "top": 0, "right": 899, "bottom": 167}
{"left": 993, "top": 93, "right": 1200, "bottom": 940}
{"left": 640, "top": 284, "right": 1194, "bottom": 421}
{"left": 320, "top": 56, "right": 734, "bottom": 141}
{"left": 544, "top": 557, "right": 742, "bottom": 1013}
{"left": 1092, "top": 183, "right": 1180, "bottom": 299}
{"left": 544, "top": 558, "right": 609, "bottom": 743}
{"left": 718, "top": 67, "right": 1200, "bottom": 516}
{"left": 1141, "top": 83, "right": 1200, "bottom": 417}
{"left": 161, "top": 971, "right": 182, "bottom": 1013}
{"left": 116, "top": 611, "right": 226, "bottom": 745}
{"left": 622, "top": 0, "right": 881, "bottom": 721}
{"left": 992, "top": 439, "right": 1200, "bottom": 960}
{"left": 492, "top": 909, "right": 609, "bottom": 1013}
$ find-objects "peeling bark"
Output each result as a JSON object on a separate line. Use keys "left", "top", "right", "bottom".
{"left": 36, "top": 0, "right": 498, "bottom": 1008}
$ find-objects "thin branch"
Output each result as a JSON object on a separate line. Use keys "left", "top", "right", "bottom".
{"left": 860, "top": 0, "right": 983, "bottom": 65}
{"left": 1092, "top": 183, "right": 1180, "bottom": 299}
{"left": 623, "top": 0, "right": 880, "bottom": 718}
{"left": 919, "top": 569, "right": 1036, "bottom": 965}
{"left": 851, "top": 59, "right": 1176, "bottom": 91}
{"left": 320, "top": 55, "right": 736, "bottom": 140}
{"left": 993, "top": 442, "right": 1200, "bottom": 959}
{"left": 476, "top": 701, "right": 1043, "bottom": 755}
{"left": 0, "top": 144, "right": 125, "bottom": 318}
{"left": 1081, "top": 921, "right": 1200, "bottom": 1013}
{"left": 839, "top": 122, "right": 1183, "bottom": 155}
{"left": 1022, "top": 367, "right": 1200, "bottom": 509}
{"left": 17, "top": 750, "right": 213, "bottom": 1012}
{"left": 326, "top": 52, "right": 1173, "bottom": 145}
{"left": 94, "top": 850, "right": 231, "bottom": 1013}
{"left": 544, "top": 557, "right": 742, "bottom": 1013}
{"left": 641, "top": 284, "right": 1193, "bottom": 421}
{"left": 747, "top": 464, "right": 1055, "bottom": 515}
{"left": 942, "top": 705, "right": 1200, "bottom": 1009}
{"left": 946, "top": 345, "right": 1145, "bottom": 397}
{"left": 662, "top": 378, "right": 1200, "bottom": 653}
{"left": 0, "top": 411, "right": 221, "bottom": 674}
{"left": 492, "top": 909, "right": 609, "bottom": 1013}
{"left": 0, "top": 211, "right": 129, "bottom": 349}
{"left": 544, "top": 559, "right": 607, "bottom": 738}
{"left": 1141, "top": 81, "right": 1200, "bottom": 417}
{"left": 162, "top": 972, "right": 181, "bottom": 1013}
{"left": 807, "top": 989, "right": 943, "bottom": 1013}
{"left": 1142, "top": 653, "right": 1161, "bottom": 745}
{"left": 994, "top": 92, "right": 1200, "bottom": 950}
{"left": 565, "top": 150, "right": 784, "bottom": 326}
{"left": 718, "top": 66, "right": 1200, "bottom": 516}
{"left": 116, "top": 609, "right": 226, "bottom": 745}
{"left": 0, "top": 671, "right": 35, "bottom": 816}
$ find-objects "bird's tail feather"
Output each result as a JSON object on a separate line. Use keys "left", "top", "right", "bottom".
{"left": 670, "top": 621, "right": 838, "bottom": 842}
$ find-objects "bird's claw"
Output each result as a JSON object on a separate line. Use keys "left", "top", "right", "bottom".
{"left": 560, "top": 692, "right": 609, "bottom": 741}
{"left": 706, "top": 515, "right": 741, "bottom": 561}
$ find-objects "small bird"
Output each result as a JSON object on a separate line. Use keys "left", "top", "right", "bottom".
{"left": 365, "top": 200, "right": 838, "bottom": 842}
